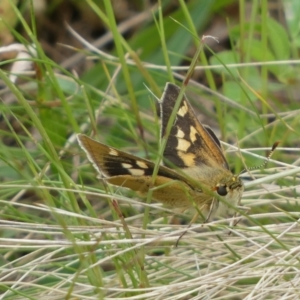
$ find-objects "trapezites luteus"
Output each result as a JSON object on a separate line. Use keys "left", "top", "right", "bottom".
{"left": 78, "top": 83, "right": 246, "bottom": 222}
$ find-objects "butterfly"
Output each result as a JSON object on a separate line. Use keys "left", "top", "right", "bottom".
{"left": 77, "top": 83, "right": 245, "bottom": 222}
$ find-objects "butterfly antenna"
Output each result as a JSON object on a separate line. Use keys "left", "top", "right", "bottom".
{"left": 240, "top": 141, "right": 280, "bottom": 175}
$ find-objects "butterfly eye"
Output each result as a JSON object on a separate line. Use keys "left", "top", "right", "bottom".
{"left": 216, "top": 185, "right": 228, "bottom": 196}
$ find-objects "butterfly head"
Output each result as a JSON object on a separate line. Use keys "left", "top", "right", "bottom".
{"left": 214, "top": 175, "right": 244, "bottom": 212}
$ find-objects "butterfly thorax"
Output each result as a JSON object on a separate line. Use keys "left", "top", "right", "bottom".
{"left": 179, "top": 167, "right": 244, "bottom": 218}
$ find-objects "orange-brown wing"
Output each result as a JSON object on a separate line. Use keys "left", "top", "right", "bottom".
{"left": 77, "top": 134, "right": 207, "bottom": 208}
{"left": 78, "top": 134, "right": 192, "bottom": 181}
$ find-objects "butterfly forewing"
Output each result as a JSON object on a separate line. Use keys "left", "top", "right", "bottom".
{"left": 78, "top": 134, "right": 192, "bottom": 181}
{"left": 159, "top": 83, "right": 229, "bottom": 171}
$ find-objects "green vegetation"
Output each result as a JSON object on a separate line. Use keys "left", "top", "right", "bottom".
{"left": 0, "top": 0, "right": 300, "bottom": 298}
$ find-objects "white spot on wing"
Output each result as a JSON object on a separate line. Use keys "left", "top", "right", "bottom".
{"left": 176, "top": 128, "right": 185, "bottom": 138}
{"left": 176, "top": 139, "right": 191, "bottom": 152}
{"left": 177, "top": 101, "right": 188, "bottom": 117}
{"left": 122, "top": 163, "right": 132, "bottom": 169}
{"left": 128, "top": 169, "right": 145, "bottom": 176}
{"left": 109, "top": 148, "right": 119, "bottom": 156}
{"left": 136, "top": 161, "right": 148, "bottom": 169}
{"left": 190, "top": 126, "right": 198, "bottom": 143}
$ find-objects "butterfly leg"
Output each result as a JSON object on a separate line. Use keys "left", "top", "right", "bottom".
{"left": 175, "top": 211, "right": 200, "bottom": 247}
{"left": 204, "top": 198, "right": 217, "bottom": 223}
{"left": 230, "top": 205, "right": 250, "bottom": 227}
{"left": 227, "top": 205, "right": 250, "bottom": 236}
